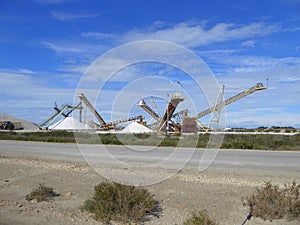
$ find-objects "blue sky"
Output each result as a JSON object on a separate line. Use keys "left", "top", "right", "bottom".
{"left": 0, "top": 0, "right": 299, "bottom": 128}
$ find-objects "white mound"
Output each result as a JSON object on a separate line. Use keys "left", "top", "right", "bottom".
{"left": 0, "top": 113, "right": 38, "bottom": 130}
{"left": 119, "top": 122, "right": 152, "bottom": 134}
{"left": 49, "top": 117, "right": 89, "bottom": 130}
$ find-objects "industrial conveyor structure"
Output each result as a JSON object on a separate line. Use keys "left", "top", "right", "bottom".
{"left": 99, "top": 115, "right": 144, "bottom": 129}
{"left": 78, "top": 93, "right": 106, "bottom": 126}
{"left": 137, "top": 93, "right": 184, "bottom": 132}
{"left": 40, "top": 82, "right": 267, "bottom": 132}
{"left": 137, "top": 100, "right": 160, "bottom": 122}
{"left": 78, "top": 93, "right": 145, "bottom": 130}
{"left": 194, "top": 83, "right": 267, "bottom": 120}
{"left": 179, "top": 82, "right": 267, "bottom": 132}
{"left": 39, "top": 104, "right": 81, "bottom": 129}
{"left": 157, "top": 92, "right": 184, "bottom": 131}
{"left": 172, "top": 109, "right": 189, "bottom": 118}
{"left": 169, "top": 109, "right": 189, "bottom": 130}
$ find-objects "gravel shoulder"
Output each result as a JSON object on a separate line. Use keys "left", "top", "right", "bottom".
{"left": 1, "top": 153, "right": 299, "bottom": 225}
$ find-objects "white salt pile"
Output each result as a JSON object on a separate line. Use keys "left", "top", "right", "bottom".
{"left": 119, "top": 122, "right": 152, "bottom": 134}
{"left": 49, "top": 117, "right": 89, "bottom": 130}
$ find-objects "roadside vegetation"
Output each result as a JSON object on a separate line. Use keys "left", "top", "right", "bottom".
{"left": 26, "top": 183, "right": 59, "bottom": 202}
{"left": 0, "top": 131, "right": 299, "bottom": 150}
{"left": 81, "top": 182, "right": 161, "bottom": 224}
{"left": 221, "top": 133, "right": 300, "bottom": 150}
{"left": 171, "top": 180, "right": 300, "bottom": 224}
{"left": 0, "top": 130, "right": 76, "bottom": 143}
{"left": 183, "top": 211, "right": 219, "bottom": 225}
{"left": 242, "top": 181, "right": 300, "bottom": 222}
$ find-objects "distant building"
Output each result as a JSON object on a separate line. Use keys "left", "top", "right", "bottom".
{"left": 182, "top": 117, "right": 197, "bottom": 133}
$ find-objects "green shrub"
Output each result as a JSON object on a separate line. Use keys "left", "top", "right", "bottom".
{"left": 26, "top": 183, "right": 58, "bottom": 202}
{"left": 133, "top": 133, "right": 151, "bottom": 139}
{"left": 159, "top": 138, "right": 178, "bottom": 147}
{"left": 82, "top": 182, "right": 161, "bottom": 224}
{"left": 243, "top": 181, "right": 300, "bottom": 221}
{"left": 183, "top": 211, "right": 219, "bottom": 225}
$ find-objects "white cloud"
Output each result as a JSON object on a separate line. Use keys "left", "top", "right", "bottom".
{"left": 228, "top": 56, "right": 300, "bottom": 75}
{"left": 0, "top": 68, "right": 36, "bottom": 74}
{"left": 43, "top": 41, "right": 106, "bottom": 55}
{"left": 43, "top": 41, "right": 86, "bottom": 53}
{"left": 277, "top": 75, "right": 300, "bottom": 83}
{"left": 122, "top": 21, "right": 280, "bottom": 47}
{"left": 0, "top": 71, "right": 77, "bottom": 124}
{"left": 44, "top": 21, "right": 283, "bottom": 82}
{"left": 198, "top": 50, "right": 300, "bottom": 75}
{"left": 81, "top": 21, "right": 280, "bottom": 48}
{"left": 214, "top": 56, "right": 300, "bottom": 98}
{"left": 59, "top": 64, "right": 88, "bottom": 74}
{"left": 50, "top": 11, "right": 100, "bottom": 21}
{"left": 278, "top": 0, "right": 300, "bottom": 5}
{"left": 225, "top": 108, "right": 300, "bottom": 128}
{"left": 81, "top": 32, "right": 117, "bottom": 39}
{"left": 35, "top": 0, "right": 66, "bottom": 4}
{"left": 241, "top": 40, "right": 256, "bottom": 47}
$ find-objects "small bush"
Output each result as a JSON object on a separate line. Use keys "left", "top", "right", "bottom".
{"left": 26, "top": 183, "right": 58, "bottom": 202}
{"left": 82, "top": 182, "right": 161, "bottom": 224}
{"left": 243, "top": 181, "right": 300, "bottom": 221}
{"left": 183, "top": 211, "right": 219, "bottom": 225}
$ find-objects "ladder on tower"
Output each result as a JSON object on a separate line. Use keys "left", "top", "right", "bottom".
{"left": 208, "top": 84, "right": 225, "bottom": 131}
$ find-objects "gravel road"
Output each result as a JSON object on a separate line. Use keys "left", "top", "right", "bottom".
{"left": 0, "top": 140, "right": 299, "bottom": 174}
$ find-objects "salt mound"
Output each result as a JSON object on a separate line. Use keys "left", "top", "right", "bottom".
{"left": 0, "top": 113, "right": 38, "bottom": 130}
{"left": 49, "top": 117, "right": 89, "bottom": 130}
{"left": 119, "top": 122, "right": 152, "bottom": 134}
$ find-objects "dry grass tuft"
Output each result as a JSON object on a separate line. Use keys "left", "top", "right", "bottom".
{"left": 243, "top": 181, "right": 300, "bottom": 221}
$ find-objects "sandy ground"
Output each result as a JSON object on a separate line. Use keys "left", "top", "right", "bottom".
{"left": 0, "top": 153, "right": 299, "bottom": 225}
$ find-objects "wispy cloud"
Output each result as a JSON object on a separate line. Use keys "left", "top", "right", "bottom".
{"left": 81, "top": 32, "right": 117, "bottom": 39}
{"left": 0, "top": 70, "right": 78, "bottom": 123}
{"left": 198, "top": 49, "right": 300, "bottom": 75}
{"left": 228, "top": 56, "right": 300, "bottom": 73}
{"left": 50, "top": 11, "right": 100, "bottom": 21}
{"left": 43, "top": 41, "right": 87, "bottom": 53}
{"left": 80, "top": 21, "right": 281, "bottom": 48}
{"left": 241, "top": 40, "right": 256, "bottom": 47}
{"left": 43, "top": 41, "right": 106, "bottom": 55}
{"left": 0, "top": 68, "right": 36, "bottom": 74}
{"left": 122, "top": 21, "right": 281, "bottom": 47}
{"left": 278, "top": 0, "right": 300, "bottom": 5}
{"left": 42, "top": 41, "right": 108, "bottom": 74}
{"left": 35, "top": 0, "right": 67, "bottom": 4}
{"left": 44, "top": 21, "right": 283, "bottom": 78}
{"left": 225, "top": 110, "right": 300, "bottom": 127}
